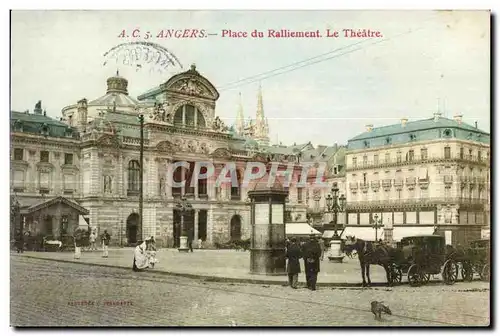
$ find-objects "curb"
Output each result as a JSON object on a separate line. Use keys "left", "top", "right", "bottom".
{"left": 14, "top": 254, "right": 479, "bottom": 288}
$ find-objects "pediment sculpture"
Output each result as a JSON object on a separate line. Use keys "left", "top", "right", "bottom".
{"left": 174, "top": 78, "right": 207, "bottom": 96}
{"left": 149, "top": 102, "right": 173, "bottom": 123}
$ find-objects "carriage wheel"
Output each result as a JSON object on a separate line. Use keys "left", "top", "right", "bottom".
{"left": 480, "top": 264, "right": 490, "bottom": 282}
{"left": 461, "top": 262, "right": 474, "bottom": 282}
{"left": 391, "top": 264, "right": 403, "bottom": 284}
{"left": 408, "top": 264, "right": 421, "bottom": 287}
{"left": 442, "top": 260, "right": 458, "bottom": 285}
{"left": 421, "top": 273, "right": 431, "bottom": 284}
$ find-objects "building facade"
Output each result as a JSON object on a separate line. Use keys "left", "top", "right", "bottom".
{"left": 343, "top": 113, "right": 490, "bottom": 245}
{"left": 10, "top": 66, "right": 318, "bottom": 247}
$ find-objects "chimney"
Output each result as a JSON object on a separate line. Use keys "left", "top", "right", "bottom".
{"left": 453, "top": 114, "right": 463, "bottom": 124}
{"left": 433, "top": 112, "right": 442, "bottom": 122}
{"left": 401, "top": 118, "right": 408, "bottom": 127}
{"left": 475, "top": 121, "right": 478, "bottom": 129}
{"left": 365, "top": 124, "right": 374, "bottom": 132}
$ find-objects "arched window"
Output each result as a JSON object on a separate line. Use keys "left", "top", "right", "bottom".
{"left": 230, "top": 215, "right": 242, "bottom": 241}
{"left": 173, "top": 104, "right": 206, "bottom": 128}
{"left": 128, "top": 160, "right": 140, "bottom": 194}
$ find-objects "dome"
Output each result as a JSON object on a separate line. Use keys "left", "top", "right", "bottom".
{"left": 106, "top": 70, "right": 128, "bottom": 95}
{"left": 88, "top": 71, "right": 138, "bottom": 107}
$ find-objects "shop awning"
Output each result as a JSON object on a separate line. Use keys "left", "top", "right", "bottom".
{"left": 322, "top": 230, "right": 338, "bottom": 239}
{"left": 392, "top": 226, "right": 435, "bottom": 241}
{"left": 342, "top": 226, "right": 436, "bottom": 242}
{"left": 286, "top": 223, "right": 321, "bottom": 236}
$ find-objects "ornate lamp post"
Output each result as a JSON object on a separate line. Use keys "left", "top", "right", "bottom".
{"left": 372, "top": 214, "right": 383, "bottom": 241}
{"left": 325, "top": 183, "right": 346, "bottom": 263}
{"left": 176, "top": 196, "right": 193, "bottom": 252}
{"left": 137, "top": 113, "right": 145, "bottom": 241}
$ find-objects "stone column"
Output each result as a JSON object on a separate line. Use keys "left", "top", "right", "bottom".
{"left": 164, "top": 159, "right": 173, "bottom": 199}
{"left": 194, "top": 209, "right": 199, "bottom": 246}
{"left": 117, "top": 154, "right": 124, "bottom": 197}
{"left": 207, "top": 207, "right": 214, "bottom": 247}
{"left": 90, "top": 150, "right": 100, "bottom": 196}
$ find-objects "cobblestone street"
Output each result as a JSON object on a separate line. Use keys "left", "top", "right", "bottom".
{"left": 10, "top": 255, "right": 490, "bottom": 327}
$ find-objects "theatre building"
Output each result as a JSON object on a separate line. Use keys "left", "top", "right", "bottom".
{"left": 11, "top": 65, "right": 319, "bottom": 247}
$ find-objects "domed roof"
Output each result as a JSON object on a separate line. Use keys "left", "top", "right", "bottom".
{"left": 88, "top": 71, "right": 139, "bottom": 107}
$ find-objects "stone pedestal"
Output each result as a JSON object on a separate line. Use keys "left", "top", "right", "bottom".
{"left": 178, "top": 236, "right": 189, "bottom": 252}
{"left": 328, "top": 239, "right": 344, "bottom": 263}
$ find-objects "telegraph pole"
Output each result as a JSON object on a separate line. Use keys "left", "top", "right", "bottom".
{"left": 138, "top": 113, "right": 145, "bottom": 240}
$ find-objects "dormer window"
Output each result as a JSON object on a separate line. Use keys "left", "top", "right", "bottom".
{"left": 65, "top": 127, "right": 73, "bottom": 137}
{"left": 467, "top": 132, "right": 473, "bottom": 140}
{"left": 443, "top": 129, "right": 452, "bottom": 137}
{"left": 409, "top": 133, "right": 417, "bottom": 141}
{"left": 41, "top": 123, "right": 49, "bottom": 136}
{"left": 13, "top": 120, "right": 23, "bottom": 132}
{"left": 385, "top": 137, "right": 392, "bottom": 145}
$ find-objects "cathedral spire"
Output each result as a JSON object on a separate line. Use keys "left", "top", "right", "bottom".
{"left": 254, "top": 83, "right": 270, "bottom": 146}
{"left": 236, "top": 92, "right": 245, "bottom": 135}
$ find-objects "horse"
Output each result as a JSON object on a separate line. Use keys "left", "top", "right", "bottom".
{"left": 343, "top": 236, "right": 397, "bottom": 287}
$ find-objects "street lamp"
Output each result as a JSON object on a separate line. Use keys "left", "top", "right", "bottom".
{"left": 137, "top": 113, "right": 145, "bottom": 241}
{"left": 372, "top": 214, "right": 383, "bottom": 241}
{"left": 325, "top": 183, "right": 346, "bottom": 263}
{"left": 325, "top": 183, "right": 346, "bottom": 238}
{"left": 176, "top": 196, "right": 193, "bottom": 252}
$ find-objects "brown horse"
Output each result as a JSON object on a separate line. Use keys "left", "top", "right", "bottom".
{"left": 343, "top": 236, "right": 397, "bottom": 287}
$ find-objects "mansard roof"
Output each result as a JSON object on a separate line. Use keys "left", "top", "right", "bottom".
{"left": 11, "top": 111, "right": 79, "bottom": 139}
{"left": 348, "top": 116, "right": 490, "bottom": 150}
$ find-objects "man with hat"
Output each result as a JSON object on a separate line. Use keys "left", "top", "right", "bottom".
{"left": 302, "top": 234, "right": 322, "bottom": 290}
{"left": 285, "top": 237, "right": 302, "bottom": 289}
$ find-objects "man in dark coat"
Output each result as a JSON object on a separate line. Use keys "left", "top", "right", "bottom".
{"left": 285, "top": 237, "right": 302, "bottom": 289}
{"left": 302, "top": 235, "right": 322, "bottom": 290}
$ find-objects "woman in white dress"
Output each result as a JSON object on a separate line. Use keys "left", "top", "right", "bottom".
{"left": 132, "top": 241, "right": 150, "bottom": 272}
{"left": 145, "top": 237, "right": 159, "bottom": 268}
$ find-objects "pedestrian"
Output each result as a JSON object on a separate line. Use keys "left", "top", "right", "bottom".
{"left": 188, "top": 228, "right": 194, "bottom": 253}
{"left": 101, "top": 230, "right": 111, "bottom": 258}
{"left": 74, "top": 228, "right": 84, "bottom": 259}
{"left": 285, "top": 237, "right": 302, "bottom": 289}
{"left": 197, "top": 238, "right": 203, "bottom": 249}
{"left": 89, "top": 230, "right": 97, "bottom": 251}
{"left": 132, "top": 240, "right": 149, "bottom": 272}
{"left": 302, "top": 234, "right": 322, "bottom": 291}
{"left": 15, "top": 229, "right": 24, "bottom": 253}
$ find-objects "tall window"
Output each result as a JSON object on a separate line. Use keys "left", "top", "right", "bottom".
{"left": 460, "top": 147, "right": 464, "bottom": 159}
{"left": 127, "top": 160, "right": 140, "bottom": 193}
{"left": 198, "top": 166, "right": 208, "bottom": 197}
{"left": 385, "top": 152, "right": 390, "bottom": 163}
{"left": 363, "top": 173, "right": 367, "bottom": 185}
{"left": 407, "top": 150, "right": 414, "bottom": 162}
{"left": 231, "top": 169, "right": 242, "bottom": 200}
{"left": 64, "top": 153, "right": 73, "bottom": 165}
{"left": 173, "top": 104, "right": 206, "bottom": 128}
{"left": 297, "top": 187, "right": 304, "bottom": 203}
{"left": 396, "top": 151, "right": 402, "bottom": 163}
{"left": 374, "top": 154, "right": 379, "bottom": 165}
{"left": 352, "top": 157, "right": 357, "bottom": 167}
{"left": 478, "top": 151, "right": 482, "bottom": 162}
{"left": 363, "top": 155, "right": 368, "bottom": 166}
{"left": 444, "top": 146, "right": 451, "bottom": 159}
{"left": 13, "top": 148, "right": 23, "bottom": 161}
{"left": 420, "top": 148, "right": 428, "bottom": 160}
{"left": 40, "top": 151, "right": 49, "bottom": 163}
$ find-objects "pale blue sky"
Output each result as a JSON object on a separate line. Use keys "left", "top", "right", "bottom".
{"left": 11, "top": 10, "right": 490, "bottom": 145}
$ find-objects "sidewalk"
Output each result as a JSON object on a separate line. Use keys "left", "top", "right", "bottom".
{"left": 14, "top": 248, "right": 445, "bottom": 286}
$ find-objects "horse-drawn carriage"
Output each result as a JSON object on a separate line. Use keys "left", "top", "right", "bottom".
{"left": 453, "top": 239, "right": 490, "bottom": 282}
{"left": 391, "top": 235, "right": 458, "bottom": 287}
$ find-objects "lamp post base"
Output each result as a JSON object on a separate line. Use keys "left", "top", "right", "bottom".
{"left": 327, "top": 238, "right": 344, "bottom": 263}
{"left": 178, "top": 236, "right": 189, "bottom": 252}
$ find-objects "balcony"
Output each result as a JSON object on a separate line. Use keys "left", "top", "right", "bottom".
{"left": 346, "top": 197, "right": 488, "bottom": 210}
{"left": 346, "top": 153, "right": 489, "bottom": 171}
{"left": 394, "top": 179, "right": 404, "bottom": 190}
{"left": 370, "top": 181, "right": 380, "bottom": 191}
